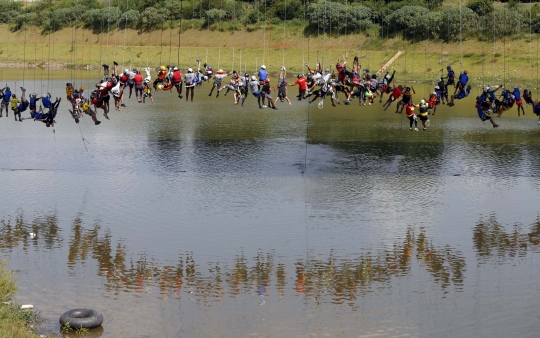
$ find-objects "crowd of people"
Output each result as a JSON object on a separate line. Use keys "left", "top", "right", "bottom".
{"left": 1, "top": 57, "right": 539, "bottom": 130}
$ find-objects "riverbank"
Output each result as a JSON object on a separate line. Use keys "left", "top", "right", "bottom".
{"left": 0, "top": 260, "right": 37, "bottom": 338}
{"left": 1, "top": 25, "right": 539, "bottom": 87}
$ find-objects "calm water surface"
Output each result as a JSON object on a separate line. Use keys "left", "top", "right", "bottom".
{"left": 1, "top": 70, "right": 540, "bottom": 337}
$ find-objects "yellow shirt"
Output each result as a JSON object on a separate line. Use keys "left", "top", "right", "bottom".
{"left": 66, "top": 87, "right": 73, "bottom": 97}
{"left": 82, "top": 101, "right": 89, "bottom": 112}
{"left": 10, "top": 98, "right": 19, "bottom": 109}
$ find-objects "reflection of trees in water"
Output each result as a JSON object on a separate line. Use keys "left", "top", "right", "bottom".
{"left": 0, "top": 213, "right": 466, "bottom": 305}
{"left": 0, "top": 210, "right": 61, "bottom": 251}
{"left": 473, "top": 215, "right": 540, "bottom": 260}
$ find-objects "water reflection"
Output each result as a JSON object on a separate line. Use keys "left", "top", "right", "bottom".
{"left": 473, "top": 215, "right": 540, "bottom": 260}
{"left": 0, "top": 212, "right": 467, "bottom": 306}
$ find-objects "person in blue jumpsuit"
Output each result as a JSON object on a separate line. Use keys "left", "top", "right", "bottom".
{"left": 0, "top": 86, "right": 11, "bottom": 117}
{"left": 476, "top": 96, "right": 499, "bottom": 128}
{"left": 443, "top": 65, "right": 455, "bottom": 95}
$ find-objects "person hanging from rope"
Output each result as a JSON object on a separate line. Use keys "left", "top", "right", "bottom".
{"left": 496, "top": 89, "right": 515, "bottom": 117}
{"left": 428, "top": 91, "right": 439, "bottom": 115}
{"left": 396, "top": 86, "right": 415, "bottom": 114}
{"left": 183, "top": 64, "right": 197, "bottom": 103}
{"left": 171, "top": 67, "right": 183, "bottom": 99}
{"left": 41, "top": 92, "right": 52, "bottom": 112}
{"left": 476, "top": 95, "right": 499, "bottom": 128}
{"left": 512, "top": 86, "right": 525, "bottom": 116}
{"left": 22, "top": 104, "right": 44, "bottom": 121}
{"left": 133, "top": 70, "right": 144, "bottom": 103}
{"left": 110, "top": 77, "right": 122, "bottom": 111}
{"left": 417, "top": 99, "right": 430, "bottom": 131}
{"left": 291, "top": 74, "right": 307, "bottom": 101}
{"left": 524, "top": 89, "right": 534, "bottom": 107}
{"left": 534, "top": 101, "right": 540, "bottom": 125}
{"left": 261, "top": 78, "right": 277, "bottom": 110}
{"left": 276, "top": 67, "right": 291, "bottom": 106}
{"left": 363, "top": 85, "right": 375, "bottom": 106}
{"left": 0, "top": 86, "right": 11, "bottom": 117}
{"left": 449, "top": 84, "right": 472, "bottom": 106}
{"left": 204, "top": 63, "right": 214, "bottom": 82}
{"left": 127, "top": 68, "right": 136, "bottom": 100}
{"left": 383, "top": 85, "right": 403, "bottom": 111}
{"left": 258, "top": 65, "right": 268, "bottom": 85}
{"left": 329, "top": 73, "right": 349, "bottom": 107}
{"left": 13, "top": 87, "right": 28, "bottom": 122}
{"left": 240, "top": 72, "right": 250, "bottom": 107}
{"left": 345, "top": 80, "right": 366, "bottom": 105}
{"left": 28, "top": 93, "right": 41, "bottom": 116}
{"left": 248, "top": 75, "right": 263, "bottom": 109}
{"left": 368, "top": 74, "right": 379, "bottom": 104}
{"left": 10, "top": 92, "right": 19, "bottom": 120}
{"left": 209, "top": 69, "right": 228, "bottom": 98}
{"left": 153, "top": 65, "right": 168, "bottom": 92}
{"left": 142, "top": 79, "right": 154, "bottom": 104}
{"left": 378, "top": 71, "right": 395, "bottom": 104}
{"left": 81, "top": 99, "right": 101, "bottom": 125}
{"left": 34, "top": 97, "right": 61, "bottom": 127}
{"left": 119, "top": 67, "right": 130, "bottom": 108}
{"left": 66, "top": 83, "right": 74, "bottom": 103}
{"left": 405, "top": 101, "right": 418, "bottom": 131}
{"left": 443, "top": 65, "right": 455, "bottom": 95}
{"left": 220, "top": 74, "right": 243, "bottom": 104}
{"left": 452, "top": 70, "right": 469, "bottom": 97}
{"left": 436, "top": 78, "right": 448, "bottom": 105}
{"left": 69, "top": 89, "right": 84, "bottom": 123}
{"left": 95, "top": 78, "right": 112, "bottom": 119}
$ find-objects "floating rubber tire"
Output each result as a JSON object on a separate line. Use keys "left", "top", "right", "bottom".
{"left": 59, "top": 309, "right": 103, "bottom": 329}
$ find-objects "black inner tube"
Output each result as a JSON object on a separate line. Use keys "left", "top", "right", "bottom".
{"left": 60, "top": 309, "right": 103, "bottom": 329}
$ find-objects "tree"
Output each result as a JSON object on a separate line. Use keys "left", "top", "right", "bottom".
{"left": 466, "top": 0, "right": 494, "bottom": 16}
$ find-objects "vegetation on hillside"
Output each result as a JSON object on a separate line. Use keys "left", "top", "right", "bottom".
{"left": 2, "top": 0, "right": 540, "bottom": 42}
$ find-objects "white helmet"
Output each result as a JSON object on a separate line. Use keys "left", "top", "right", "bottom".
{"left": 173, "top": 66, "right": 178, "bottom": 71}
{"left": 203, "top": 75, "right": 208, "bottom": 81}
{"left": 385, "top": 74, "right": 390, "bottom": 79}
{"left": 188, "top": 67, "right": 193, "bottom": 73}
{"left": 432, "top": 92, "right": 436, "bottom": 95}
{"left": 485, "top": 86, "right": 490, "bottom": 91}
{"left": 420, "top": 99, "right": 426, "bottom": 104}
{"left": 261, "top": 65, "right": 266, "bottom": 69}
{"left": 251, "top": 76, "right": 257, "bottom": 81}
{"left": 435, "top": 86, "right": 440, "bottom": 90}
{"left": 437, "top": 78, "right": 442, "bottom": 82}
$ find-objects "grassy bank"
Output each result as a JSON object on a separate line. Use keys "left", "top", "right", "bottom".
{"left": 0, "top": 260, "right": 37, "bottom": 338}
{"left": 1, "top": 24, "right": 540, "bottom": 88}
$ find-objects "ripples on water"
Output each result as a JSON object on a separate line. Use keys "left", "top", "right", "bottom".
{"left": 2, "top": 78, "right": 540, "bottom": 336}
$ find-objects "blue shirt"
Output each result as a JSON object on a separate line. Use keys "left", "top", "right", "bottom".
{"left": 513, "top": 89, "right": 521, "bottom": 100}
{"left": 258, "top": 69, "right": 268, "bottom": 81}
{"left": 447, "top": 70, "right": 455, "bottom": 79}
{"left": 488, "top": 90, "right": 496, "bottom": 101}
{"left": 458, "top": 73, "right": 468, "bottom": 85}
{"left": 502, "top": 91, "right": 509, "bottom": 100}
{"left": 42, "top": 96, "right": 51, "bottom": 108}
{"left": 535, "top": 104, "right": 540, "bottom": 115}
{"left": 3, "top": 90, "right": 11, "bottom": 102}
{"left": 435, "top": 90, "right": 442, "bottom": 100}
{"left": 480, "top": 92, "right": 488, "bottom": 102}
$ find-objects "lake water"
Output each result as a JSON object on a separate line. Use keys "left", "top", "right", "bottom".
{"left": 1, "top": 70, "right": 540, "bottom": 337}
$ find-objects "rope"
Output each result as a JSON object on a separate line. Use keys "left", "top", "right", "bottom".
{"left": 106, "top": 0, "right": 111, "bottom": 65}
{"left": 122, "top": 0, "right": 129, "bottom": 68}
{"left": 459, "top": 0, "right": 463, "bottom": 73}
{"left": 178, "top": 0, "right": 182, "bottom": 67}
{"left": 78, "top": 122, "right": 90, "bottom": 152}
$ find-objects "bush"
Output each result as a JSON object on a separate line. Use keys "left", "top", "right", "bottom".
{"left": 44, "top": 5, "right": 85, "bottom": 32}
{"left": 0, "top": 10, "right": 19, "bottom": 24}
{"left": 84, "top": 7, "right": 121, "bottom": 31}
{"left": 141, "top": 7, "right": 168, "bottom": 28}
{"left": 119, "top": 9, "right": 140, "bottom": 28}
{"left": 467, "top": 0, "right": 494, "bottom": 16}
{"left": 206, "top": 8, "right": 227, "bottom": 24}
{"left": 433, "top": 7, "right": 479, "bottom": 42}
{"left": 274, "top": 0, "right": 303, "bottom": 21}
{"left": 308, "top": 1, "right": 373, "bottom": 34}
{"left": 385, "top": 5, "right": 430, "bottom": 38}
{"left": 480, "top": 8, "right": 524, "bottom": 37}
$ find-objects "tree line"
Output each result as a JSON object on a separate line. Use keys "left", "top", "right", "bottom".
{"left": 2, "top": 0, "right": 540, "bottom": 42}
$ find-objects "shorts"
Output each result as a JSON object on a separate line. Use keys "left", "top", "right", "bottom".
{"left": 252, "top": 90, "right": 261, "bottom": 97}
{"left": 128, "top": 80, "right": 134, "bottom": 86}
{"left": 419, "top": 115, "right": 429, "bottom": 121}
{"left": 516, "top": 99, "right": 523, "bottom": 106}
{"left": 135, "top": 84, "right": 143, "bottom": 91}
{"left": 103, "top": 95, "right": 110, "bottom": 104}
{"left": 120, "top": 82, "right": 127, "bottom": 87}
{"left": 84, "top": 109, "right": 96, "bottom": 117}
{"left": 173, "top": 81, "right": 182, "bottom": 87}
{"left": 30, "top": 105, "right": 36, "bottom": 111}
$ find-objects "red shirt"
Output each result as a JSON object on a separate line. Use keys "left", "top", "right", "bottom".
{"left": 172, "top": 70, "right": 182, "bottom": 83}
{"left": 405, "top": 105, "right": 415, "bottom": 116}
{"left": 120, "top": 74, "right": 129, "bottom": 83}
{"left": 134, "top": 74, "right": 143, "bottom": 85}
{"left": 294, "top": 78, "right": 307, "bottom": 90}
{"left": 392, "top": 87, "right": 403, "bottom": 99}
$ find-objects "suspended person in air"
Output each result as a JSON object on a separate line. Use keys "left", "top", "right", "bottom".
{"left": 475, "top": 95, "right": 499, "bottom": 128}
{"left": 220, "top": 70, "right": 239, "bottom": 97}
{"left": 368, "top": 74, "right": 379, "bottom": 103}
{"left": 363, "top": 85, "right": 375, "bottom": 106}
{"left": 436, "top": 78, "right": 448, "bottom": 105}
{"left": 383, "top": 85, "right": 403, "bottom": 111}
{"left": 34, "top": 97, "right": 61, "bottom": 127}
{"left": 13, "top": 87, "right": 29, "bottom": 122}
{"left": 169, "top": 67, "right": 183, "bottom": 99}
{"left": 305, "top": 61, "right": 322, "bottom": 94}
{"left": 428, "top": 91, "right": 439, "bottom": 115}
{"left": 240, "top": 73, "right": 250, "bottom": 107}
{"left": 127, "top": 68, "right": 136, "bottom": 99}
{"left": 534, "top": 101, "right": 540, "bottom": 125}
{"left": 405, "top": 101, "right": 418, "bottom": 131}
{"left": 395, "top": 86, "right": 415, "bottom": 114}
{"left": 0, "top": 86, "right": 11, "bottom": 117}
{"left": 248, "top": 76, "right": 263, "bottom": 109}
{"left": 220, "top": 74, "right": 243, "bottom": 104}
{"left": 452, "top": 70, "right": 469, "bottom": 96}
{"left": 142, "top": 79, "right": 154, "bottom": 104}
{"left": 153, "top": 66, "right": 168, "bottom": 92}
{"left": 10, "top": 93, "right": 19, "bottom": 120}
{"left": 306, "top": 68, "right": 331, "bottom": 102}
{"left": 291, "top": 74, "right": 307, "bottom": 101}
{"left": 209, "top": 69, "right": 228, "bottom": 98}
{"left": 276, "top": 67, "right": 292, "bottom": 106}
{"left": 92, "top": 81, "right": 111, "bottom": 119}
{"left": 183, "top": 66, "right": 196, "bottom": 102}
{"left": 81, "top": 99, "right": 101, "bottom": 125}
{"left": 41, "top": 93, "right": 52, "bottom": 112}
{"left": 449, "top": 84, "right": 472, "bottom": 106}
{"left": 258, "top": 65, "right": 268, "bottom": 85}
{"left": 512, "top": 87, "right": 525, "bottom": 116}
{"left": 443, "top": 66, "right": 455, "bottom": 95}
{"left": 118, "top": 68, "right": 130, "bottom": 107}
{"left": 524, "top": 89, "right": 533, "bottom": 106}
{"left": 261, "top": 78, "right": 277, "bottom": 110}
{"left": 66, "top": 83, "right": 74, "bottom": 103}
{"left": 417, "top": 99, "right": 430, "bottom": 131}
{"left": 133, "top": 70, "right": 144, "bottom": 103}
{"left": 28, "top": 93, "right": 41, "bottom": 116}
{"left": 345, "top": 80, "right": 366, "bottom": 105}
{"left": 21, "top": 104, "right": 44, "bottom": 121}
{"left": 204, "top": 63, "right": 214, "bottom": 81}
{"left": 110, "top": 78, "right": 122, "bottom": 111}
{"left": 378, "top": 70, "right": 396, "bottom": 104}
{"left": 496, "top": 89, "right": 515, "bottom": 117}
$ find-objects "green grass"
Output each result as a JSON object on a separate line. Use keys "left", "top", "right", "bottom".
{"left": 0, "top": 260, "right": 38, "bottom": 338}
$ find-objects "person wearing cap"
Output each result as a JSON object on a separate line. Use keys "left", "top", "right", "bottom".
{"left": 443, "top": 65, "right": 455, "bottom": 95}
{"left": 261, "top": 78, "right": 277, "bottom": 110}
{"left": 454, "top": 70, "right": 469, "bottom": 96}
{"left": 291, "top": 74, "right": 307, "bottom": 101}
{"left": 28, "top": 93, "right": 41, "bottom": 116}
{"left": 183, "top": 65, "right": 196, "bottom": 102}
{"left": 248, "top": 76, "right": 263, "bottom": 108}
{"left": 512, "top": 86, "right": 525, "bottom": 116}
{"left": 210, "top": 69, "right": 231, "bottom": 98}
{"left": 258, "top": 65, "right": 268, "bottom": 85}
{"left": 170, "top": 67, "right": 183, "bottom": 99}
{"left": 153, "top": 66, "right": 168, "bottom": 91}
{"left": 476, "top": 95, "right": 499, "bottom": 128}
{"left": 383, "top": 85, "right": 404, "bottom": 111}
{"left": 0, "top": 86, "right": 11, "bottom": 117}
{"left": 436, "top": 77, "right": 448, "bottom": 104}
{"left": 449, "top": 84, "right": 472, "bottom": 106}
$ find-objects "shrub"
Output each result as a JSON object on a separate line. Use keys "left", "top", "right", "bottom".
{"left": 433, "top": 7, "right": 479, "bottom": 42}
{"left": 206, "top": 9, "right": 228, "bottom": 24}
{"left": 84, "top": 7, "right": 121, "bottom": 31}
{"left": 141, "top": 7, "right": 168, "bottom": 28}
{"left": 308, "top": 1, "right": 373, "bottom": 34}
{"left": 274, "top": 0, "right": 303, "bottom": 21}
{"left": 467, "top": 0, "right": 493, "bottom": 16}
{"left": 119, "top": 9, "right": 140, "bottom": 28}
{"left": 385, "top": 5, "right": 430, "bottom": 38}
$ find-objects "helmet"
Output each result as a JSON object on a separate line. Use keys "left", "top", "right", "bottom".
{"left": 11, "top": 94, "right": 15, "bottom": 97}
{"left": 514, "top": 86, "right": 519, "bottom": 90}
{"left": 447, "top": 65, "right": 452, "bottom": 70}
{"left": 261, "top": 65, "right": 266, "bottom": 69}
{"left": 80, "top": 87, "right": 84, "bottom": 91}
{"left": 157, "top": 84, "right": 163, "bottom": 90}
{"left": 203, "top": 75, "right": 208, "bottom": 81}
{"left": 485, "top": 86, "right": 490, "bottom": 91}
{"left": 124, "top": 69, "right": 129, "bottom": 74}
{"left": 188, "top": 68, "right": 193, "bottom": 73}
{"left": 32, "top": 93, "right": 36, "bottom": 97}
{"left": 160, "top": 66, "right": 166, "bottom": 71}
{"left": 385, "top": 74, "right": 390, "bottom": 79}
{"left": 437, "top": 78, "right": 442, "bottom": 82}
{"left": 6, "top": 87, "right": 9, "bottom": 90}
{"left": 432, "top": 92, "right": 436, "bottom": 95}
{"left": 372, "top": 74, "right": 377, "bottom": 79}
{"left": 251, "top": 76, "right": 257, "bottom": 81}
{"left": 420, "top": 99, "right": 426, "bottom": 104}
{"left": 325, "top": 68, "right": 330, "bottom": 73}
{"left": 435, "top": 86, "right": 440, "bottom": 90}
{"left": 207, "top": 66, "right": 213, "bottom": 70}
{"left": 405, "top": 87, "right": 411, "bottom": 91}
{"left": 398, "top": 85, "right": 403, "bottom": 90}
{"left": 218, "top": 69, "right": 224, "bottom": 73}
{"left": 297, "top": 74, "right": 302, "bottom": 78}
{"left": 265, "top": 78, "right": 270, "bottom": 83}
{"left": 233, "top": 74, "right": 239, "bottom": 79}
{"left": 244, "top": 73, "right": 249, "bottom": 77}
{"left": 173, "top": 67, "right": 178, "bottom": 71}
{"left": 74, "top": 89, "right": 79, "bottom": 94}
